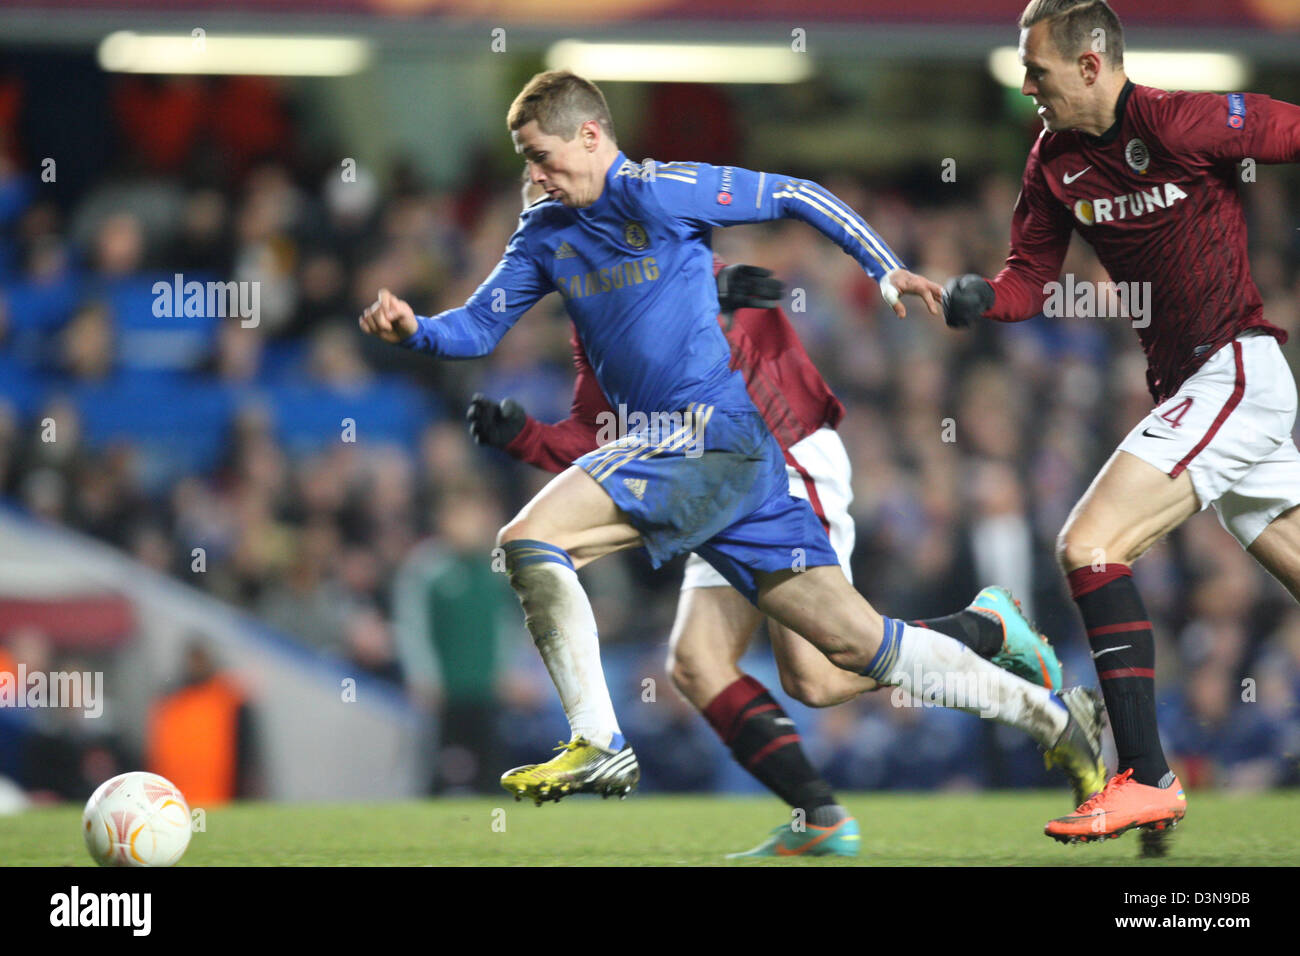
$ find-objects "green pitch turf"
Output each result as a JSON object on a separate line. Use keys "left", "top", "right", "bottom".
{"left": 3, "top": 791, "right": 1297, "bottom": 866}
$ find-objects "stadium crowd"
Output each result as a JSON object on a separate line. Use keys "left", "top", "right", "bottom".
{"left": 1, "top": 74, "right": 1299, "bottom": 798}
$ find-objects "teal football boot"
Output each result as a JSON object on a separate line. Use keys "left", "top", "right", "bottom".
{"left": 972, "top": 586, "right": 1064, "bottom": 689}
{"left": 726, "top": 816, "right": 860, "bottom": 859}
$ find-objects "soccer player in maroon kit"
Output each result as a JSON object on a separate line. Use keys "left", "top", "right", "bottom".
{"left": 943, "top": 0, "right": 1300, "bottom": 846}
{"left": 471, "top": 182, "right": 1068, "bottom": 856}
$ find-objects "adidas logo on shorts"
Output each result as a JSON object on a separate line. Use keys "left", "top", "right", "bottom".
{"left": 622, "top": 477, "right": 647, "bottom": 500}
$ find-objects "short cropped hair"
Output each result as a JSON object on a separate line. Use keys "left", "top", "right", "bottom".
{"left": 1020, "top": 0, "right": 1125, "bottom": 68}
{"left": 507, "top": 70, "right": 617, "bottom": 143}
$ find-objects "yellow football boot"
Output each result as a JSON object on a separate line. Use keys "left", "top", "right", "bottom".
{"left": 500, "top": 736, "right": 640, "bottom": 806}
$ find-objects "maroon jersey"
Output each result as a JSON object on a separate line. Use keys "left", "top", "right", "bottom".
{"left": 987, "top": 81, "right": 1300, "bottom": 402}
{"left": 506, "top": 263, "right": 844, "bottom": 473}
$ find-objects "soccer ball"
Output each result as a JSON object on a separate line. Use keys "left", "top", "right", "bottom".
{"left": 82, "top": 772, "right": 192, "bottom": 867}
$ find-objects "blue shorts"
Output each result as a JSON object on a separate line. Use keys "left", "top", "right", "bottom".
{"left": 576, "top": 403, "right": 839, "bottom": 603}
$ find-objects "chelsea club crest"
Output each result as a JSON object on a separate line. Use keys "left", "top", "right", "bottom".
{"left": 624, "top": 221, "right": 649, "bottom": 250}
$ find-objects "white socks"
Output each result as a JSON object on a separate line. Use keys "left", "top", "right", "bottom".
{"left": 867, "top": 617, "right": 1067, "bottom": 746}
{"left": 503, "top": 541, "right": 624, "bottom": 752}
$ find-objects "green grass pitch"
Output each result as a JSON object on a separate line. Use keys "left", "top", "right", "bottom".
{"left": 4, "top": 791, "right": 1298, "bottom": 866}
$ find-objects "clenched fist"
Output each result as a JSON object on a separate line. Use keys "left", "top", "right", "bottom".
{"left": 466, "top": 393, "right": 527, "bottom": 448}
{"left": 716, "top": 264, "right": 784, "bottom": 312}
{"left": 358, "top": 288, "right": 419, "bottom": 344}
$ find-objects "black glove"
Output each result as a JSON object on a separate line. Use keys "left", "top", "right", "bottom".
{"left": 716, "top": 264, "right": 783, "bottom": 312}
{"left": 466, "top": 393, "right": 526, "bottom": 448}
{"left": 942, "top": 274, "right": 995, "bottom": 329}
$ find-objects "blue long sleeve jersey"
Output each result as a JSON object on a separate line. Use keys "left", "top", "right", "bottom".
{"left": 401, "top": 152, "right": 906, "bottom": 418}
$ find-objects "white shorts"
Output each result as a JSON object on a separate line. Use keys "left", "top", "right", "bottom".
{"left": 681, "top": 426, "right": 855, "bottom": 590}
{"left": 1117, "top": 331, "right": 1300, "bottom": 547}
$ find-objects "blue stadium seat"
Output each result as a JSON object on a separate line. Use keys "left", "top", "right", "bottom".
{"left": 259, "top": 340, "right": 308, "bottom": 381}
{"left": 253, "top": 378, "right": 438, "bottom": 455}
{"left": 96, "top": 274, "right": 223, "bottom": 371}
{"left": 0, "top": 237, "right": 16, "bottom": 283}
{"left": 71, "top": 378, "right": 234, "bottom": 491}
{"left": 0, "top": 355, "right": 48, "bottom": 417}
{"left": 1, "top": 275, "right": 81, "bottom": 331}
{"left": 0, "top": 174, "right": 32, "bottom": 229}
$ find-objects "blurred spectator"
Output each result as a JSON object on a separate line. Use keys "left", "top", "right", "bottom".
{"left": 58, "top": 302, "right": 115, "bottom": 383}
{"left": 69, "top": 444, "right": 145, "bottom": 547}
{"left": 147, "top": 640, "right": 259, "bottom": 805}
{"left": 6, "top": 628, "right": 136, "bottom": 802}
{"left": 307, "top": 324, "right": 373, "bottom": 388}
{"left": 392, "top": 486, "right": 518, "bottom": 794}
{"left": 209, "top": 318, "right": 264, "bottom": 384}
{"left": 91, "top": 211, "right": 146, "bottom": 278}
{"left": 257, "top": 519, "right": 352, "bottom": 655}
{"left": 817, "top": 689, "right": 985, "bottom": 792}
{"left": 619, "top": 654, "right": 720, "bottom": 793}
{"left": 176, "top": 188, "right": 232, "bottom": 274}
{"left": 1161, "top": 657, "right": 1296, "bottom": 791}
{"left": 344, "top": 606, "right": 402, "bottom": 685}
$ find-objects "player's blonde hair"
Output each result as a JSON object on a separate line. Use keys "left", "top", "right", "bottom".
{"left": 507, "top": 70, "right": 617, "bottom": 143}
{"left": 1020, "top": 0, "right": 1125, "bottom": 68}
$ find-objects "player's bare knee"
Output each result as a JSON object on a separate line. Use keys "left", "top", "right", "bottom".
{"left": 496, "top": 515, "right": 547, "bottom": 550}
{"left": 1054, "top": 531, "right": 1076, "bottom": 572}
{"left": 1060, "top": 531, "right": 1141, "bottom": 572}
{"left": 667, "top": 647, "right": 718, "bottom": 709}
{"left": 776, "top": 668, "right": 806, "bottom": 703}
{"left": 1056, "top": 529, "right": 1106, "bottom": 573}
{"left": 779, "top": 670, "right": 842, "bottom": 709}
{"left": 666, "top": 631, "right": 695, "bottom": 684}
{"left": 667, "top": 652, "right": 697, "bottom": 699}
{"left": 775, "top": 653, "right": 839, "bottom": 706}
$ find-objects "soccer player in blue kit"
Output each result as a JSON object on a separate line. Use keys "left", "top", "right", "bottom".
{"left": 360, "top": 70, "right": 1107, "bottom": 818}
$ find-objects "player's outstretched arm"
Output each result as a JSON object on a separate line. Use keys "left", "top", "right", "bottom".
{"left": 974, "top": 147, "right": 1073, "bottom": 324}
{"left": 643, "top": 162, "right": 932, "bottom": 315}
{"left": 361, "top": 222, "right": 549, "bottom": 358}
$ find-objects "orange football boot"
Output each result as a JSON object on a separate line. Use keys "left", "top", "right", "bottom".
{"left": 1045, "top": 768, "right": 1186, "bottom": 844}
